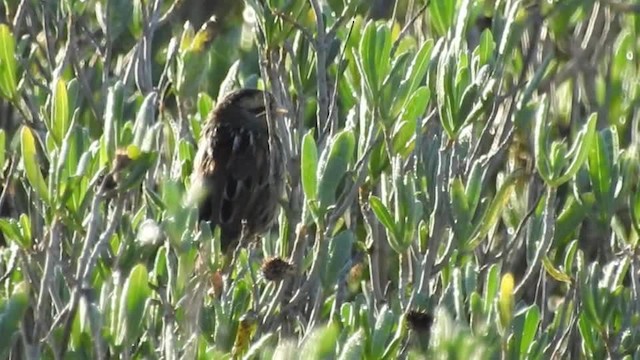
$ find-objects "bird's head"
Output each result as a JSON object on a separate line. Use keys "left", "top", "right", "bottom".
{"left": 213, "top": 89, "right": 286, "bottom": 129}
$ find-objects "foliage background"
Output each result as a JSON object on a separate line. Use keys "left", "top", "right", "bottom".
{"left": 1, "top": 0, "right": 640, "bottom": 358}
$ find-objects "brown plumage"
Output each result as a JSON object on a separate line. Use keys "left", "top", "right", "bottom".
{"left": 191, "top": 89, "right": 285, "bottom": 251}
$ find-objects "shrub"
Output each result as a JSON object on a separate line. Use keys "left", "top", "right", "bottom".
{"left": 0, "top": 0, "right": 639, "bottom": 358}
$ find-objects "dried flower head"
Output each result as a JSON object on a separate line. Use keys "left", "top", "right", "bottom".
{"left": 405, "top": 310, "right": 434, "bottom": 333}
{"left": 261, "top": 257, "right": 294, "bottom": 282}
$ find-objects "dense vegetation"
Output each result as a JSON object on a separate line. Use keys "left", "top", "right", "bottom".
{"left": 1, "top": 0, "right": 639, "bottom": 358}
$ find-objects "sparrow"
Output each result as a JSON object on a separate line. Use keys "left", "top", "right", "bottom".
{"left": 191, "top": 89, "right": 285, "bottom": 252}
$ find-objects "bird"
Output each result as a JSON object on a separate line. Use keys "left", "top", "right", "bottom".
{"left": 190, "top": 88, "right": 285, "bottom": 253}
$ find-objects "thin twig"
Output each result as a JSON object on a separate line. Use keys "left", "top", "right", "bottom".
{"left": 272, "top": 10, "right": 316, "bottom": 46}
{"left": 390, "top": 0, "right": 430, "bottom": 56}
{"left": 156, "top": 0, "right": 186, "bottom": 28}
{"left": 514, "top": 188, "right": 557, "bottom": 298}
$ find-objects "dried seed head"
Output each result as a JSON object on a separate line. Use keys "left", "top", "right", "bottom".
{"left": 405, "top": 310, "right": 434, "bottom": 333}
{"left": 261, "top": 257, "right": 294, "bottom": 281}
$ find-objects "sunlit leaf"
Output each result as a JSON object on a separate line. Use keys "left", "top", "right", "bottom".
{"left": 301, "top": 129, "right": 319, "bottom": 202}
{"left": 49, "top": 77, "right": 70, "bottom": 146}
{"left": 21, "top": 126, "right": 49, "bottom": 203}
{"left": 498, "top": 273, "right": 514, "bottom": 329}
{"left": 117, "top": 264, "right": 150, "bottom": 346}
{"left": 0, "top": 24, "right": 18, "bottom": 100}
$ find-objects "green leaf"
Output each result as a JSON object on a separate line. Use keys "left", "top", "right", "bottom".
{"left": 369, "top": 196, "right": 398, "bottom": 245}
{"left": 0, "top": 24, "right": 18, "bottom": 100}
{"left": 301, "top": 324, "right": 340, "bottom": 359}
{"left": 484, "top": 264, "right": 501, "bottom": 313}
{"left": 175, "top": 24, "right": 211, "bottom": 98}
{"left": 497, "top": 2, "right": 522, "bottom": 56}
{"left": 0, "top": 282, "right": 29, "bottom": 358}
{"left": 0, "top": 129, "right": 5, "bottom": 172}
{"left": 515, "top": 305, "right": 540, "bottom": 356}
{"left": 197, "top": 92, "right": 213, "bottom": 118}
{"left": 356, "top": 22, "right": 392, "bottom": 98}
{"left": 550, "top": 113, "right": 597, "bottom": 186}
{"left": 338, "top": 329, "right": 365, "bottom": 360}
{"left": 631, "top": 186, "right": 640, "bottom": 234}
{"left": 356, "top": 21, "right": 377, "bottom": 96}
{"left": 18, "top": 214, "right": 31, "bottom": 247}
{"left": 450, "top": 176, "right": 470, "bottom": 240}
{"left": 467, "top": 171, "right": 522, "bottom": 248}
{"left": 436, "top": 49, "right": 458, "bottom": 139}
{"left": 587, "top": 127, "right": 619, "bottom": 217}
{"left": 458, "top": 82, "right": 478, "bottom": 126}
{"left": 117, "top": 264, "right": 150, "bottom": 346}
{"left": 563, "top": 239, "right": 579, "bottom": 274}
{"left": 0, "top": 218, "right": 27, "bottom": 248}
{"left": 465, "top": 160, "right": 484, "bottom": 216}
{"left": 129, "top": 0, "right": 144, "bottom": 38}
{"left": 21, "top": 126, "right": 49, "bottom": 203}
{"left": 452, "top": 0, "right": 471, "bottom": 52}
{"left": 196, "top": 92, "right": 213, "bottom": 139}
{"left": 323, "top": 230, "right": 354, "bottom": 287}
{"left": 341, "top": 303, "right": 355, "bottom": 329}
{"left": 498, "top": 273, "right": 515, "bottom": 329}
{"left": 301, "top": 129, "right": 318, "bottom": 201}
{"left": 555, "top": 193, "right": 594, "bottom": 246}
{"left": 402, "top": 86, "right": 431, "bottom": 123}
{"left": 429, "top": 0, "right": 456, "bottom": 36}
{"left": 133, "top": 91, "right": 158, "bottom": 152}
{"left": 49, "top": 77, "right": 70, "bottom": 146}
{"left": 103, "top": 81, "right": 124, "bottom": 166}
{"left": 542, "top": 257, "right": 572, "bottom": 284}
{"left": 317, "top": 129, "right": 355, "bottom": 210}
{"left": 582, "top": 265, "right": 602, "bottom": 328}
{"left": 152, "top": 246, "right": 168, "bottom": 286}
{"left": 393, "top": 39, "right": 434, "bottom": 113}
{"left": 534, "top": 96, "right": 552, "bottom": 183}
{"left": 476, "top": 29, "right": 495, "bottom": 65}
{"left": 374, "top": 24, "right": 392, "bottom": 88}
{"left": 393, "top": 87, "right": 431, "bottom": 156}
{"left": 370, "top": 305, "right": 395, "bottom": 358}
{"left": 54, "top": 111, "right": 81, "bottom": 203}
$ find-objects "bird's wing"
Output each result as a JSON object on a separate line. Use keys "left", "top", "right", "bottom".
{"left": 196, "top": 123, "right": 268, "bottom": 229}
